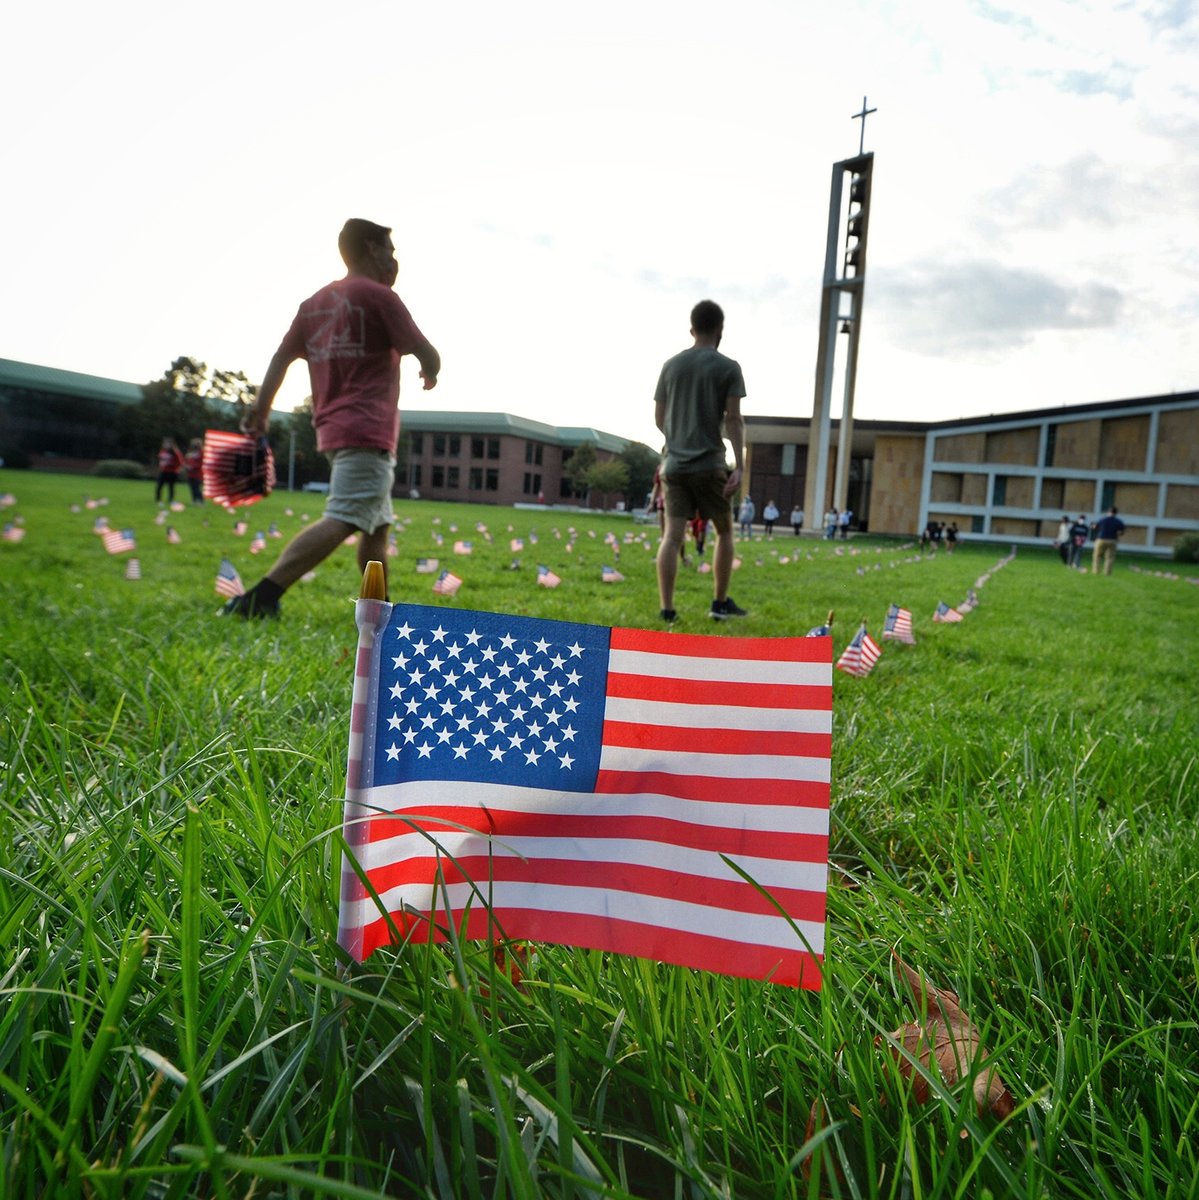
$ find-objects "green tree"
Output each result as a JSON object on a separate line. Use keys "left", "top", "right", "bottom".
{"left": 619, "top": 440, "right": 660, "bottom": 508}
{"left": 562, "top": 441, "right": 597, "bottom": 500}
{"left": 585, "top": 459, "right": 630, "bottom": 510}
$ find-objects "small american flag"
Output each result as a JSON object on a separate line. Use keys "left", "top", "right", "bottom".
{"left": 881, "top": 604, "right": 915, "bottom": 644}
{"left": 836, "top": 623, "right": 882, "bottom": 677}
{"left": 432, "top": 569, "right": 462, "bottom": 596}
{"left": 124, "top": 558, "right": 142, "bottom": 581}
{"left": 415, "top": 558, "right": 440, "bottom": 574}
{"left": 2, "top": 522, "right": 24, "bottom": 543}
{"left": 154, "top": 510, "right": 167, "bottom": 526}
{"left": 233, "top": 520, "right": 248, "bottom": 536}
{"left": 269, "top": 521, "right": 282, "bottom": 538}
{"left": 453, "top": 540, "right": 473, "bottom": 556}
{"left": 93, "top": 517, "right": 110, "bottom": 534}
{"left": 250, "top": 531, "right": 267, "bottom": 554}
{"left": 933, "top": 602, "right": 963, "bottom": 624}
{"left": 386, "top": 532, "right": 398, "bottom": 557}
{"left": 102, "top": 528, "right": 136, "bottom": 555}
{"left": 338, "top": 603, "right": 832, "bottom": 988}
{"left": 0, "top": 493, "right": 15, "bottom": 508}
{"left": 166, "top": 526, "right": 182, "bottom": 545}
{"left": 510, "top": 538, "right": 525, "bottom": 553}
{"left": 215, "top": 558, "right": 245, "bottom": 598}
{"left": 537, "top": 565, "right": 561, "bottom": 588}
{"left": 601, "top": 565, "right": 625, "bottom": 583}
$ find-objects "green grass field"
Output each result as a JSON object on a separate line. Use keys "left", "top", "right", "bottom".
{"left": 2, "top": 468, "right": 1197, "bottom": 1199}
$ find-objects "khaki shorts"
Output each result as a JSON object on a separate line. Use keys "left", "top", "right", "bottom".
{"left": 325, "top": 448, "right": 396, "bottom": 533}
{"left": 663, "top": 470, "right": 733, "bottom": 533}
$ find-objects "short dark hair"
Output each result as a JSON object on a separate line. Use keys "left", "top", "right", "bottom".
{"left": 690, "top": 299, "right": 724, "bottom": 336}
{"left": 338, "top": 218, "right": 392, "bottom": 268}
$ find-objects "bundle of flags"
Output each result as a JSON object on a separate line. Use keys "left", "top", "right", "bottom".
{"left": 337, "top": 601, "right": 832, "bottom": 989}
{"left": 432, "top": 569, "right": 462, "bottom": 596}
{"left": 537, "top": 565, "right": 561, "bottom": 588}
{"left": 215, "top": 558, "right": 245, "bottom": 598}
{"left": 835, "top": 622, "right": 882, "bottom": 677}
{"left": 202, "top": 429, "right": 276, "bottom": 509}
{"left": 881, "top": 603, "right": 915, "bottom": 644}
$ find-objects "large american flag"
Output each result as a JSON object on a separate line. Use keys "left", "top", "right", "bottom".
{"left": 881, "top": 603, "right": 915, "bottom": 644}
{"left": 338, "top": 603, "right": 832, "bottom": 989}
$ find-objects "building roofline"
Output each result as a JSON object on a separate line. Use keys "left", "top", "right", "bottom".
{"left": 0, "top": 357, "right": 144, "bottom": 404}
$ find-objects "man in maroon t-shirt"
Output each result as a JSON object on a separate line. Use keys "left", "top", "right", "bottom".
{"left": 223, "top": 218, "right": 440, "bottom": 618}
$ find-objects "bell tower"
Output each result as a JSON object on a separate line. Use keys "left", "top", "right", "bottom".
{"left": 803, "top": 98, "right": 875, "bottom": 526}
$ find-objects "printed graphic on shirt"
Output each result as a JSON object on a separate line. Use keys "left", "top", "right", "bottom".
{"left": 306, "top": 293, "right": 367, "bottom": 362}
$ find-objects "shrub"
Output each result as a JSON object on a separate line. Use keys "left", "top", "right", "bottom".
{"left": 1171, "top": 531, "right": 1199, "bottom": 563}
{"left": 94, "top": 459, "right": 149, "bottom": 479}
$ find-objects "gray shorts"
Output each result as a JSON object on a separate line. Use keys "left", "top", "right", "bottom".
{"left": 325, "top": 448, "right": 396, "bottom": 533}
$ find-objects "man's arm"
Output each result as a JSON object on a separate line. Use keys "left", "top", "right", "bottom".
{"left": 411, "top": 337, "right": 441, "bottom": 391}
{"left": 722, "top": 395, "right": 745, "bottom": 497}
{"left": 241, "top": 345, "right": 297, "bottom": 435}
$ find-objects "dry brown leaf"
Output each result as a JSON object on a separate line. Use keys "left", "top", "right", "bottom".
{"left": 880, "top": 951, "right": 1014, "bottom": 1123}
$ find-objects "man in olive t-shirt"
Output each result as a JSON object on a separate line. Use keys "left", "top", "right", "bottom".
{"left": 653, "top": 299, "right": 746, "bottom": 622}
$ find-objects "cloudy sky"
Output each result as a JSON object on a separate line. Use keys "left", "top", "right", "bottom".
{"left": 3, "top": 0, "right": 1196, "bottom": 449}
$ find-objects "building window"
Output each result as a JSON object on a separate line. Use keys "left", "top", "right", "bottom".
{"left": 523, "top": 472, "right": 542, "bottom": 495}
{"left": 410, "top": 433, "right": 423, "bottom": 455}
{"left": 992, "top": 475, "right": 1007, "bottom": 506}
{"left": 971, "top": 514, "right": 985, "bottom": 533}
{"left": 432, "top": 465, "right": 445, "bottom": 488}
{"left": 447, "top": 466, "right": 460, "bottom": 489}
{"left": 1101, "top": 480, "right": 1116, "bottom": 510}
{"left": 410, "top": 464, "right": 422, "bottom": 487}
{"left": 433, "top": 434, "right": 446, "bottom": 457}
{"left": 471, "top": 436, "right": 484, "bottom": 458}
{"left": 469, "top": 467, "right": 482, "bottom": 490}
{"left": 486, "top": 468, "right": 499, "bottom": 491}
{"left": 525, "top": 441, "right": 543, "bottom": 465}
{"left": 488, "top": 438, "right": 501, "bottom": 460}
{"left": 448, "top": 435, "right": 461, "bottom": 457}
{"left": 1043, "top": 424, "right": 1057, "bottom": 467}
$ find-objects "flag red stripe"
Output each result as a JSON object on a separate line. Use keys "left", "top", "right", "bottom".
{"left": 358, "top": 907, "right": 823, "bottom": 988}
{"left": 596, "top": 769, "right": 829, "bottom": 806}
{"left": 601, "top": 719, "right": 831, "bottom": 759}
{"left": 362, "top": 809, "right": 828, "bottom": 860}
{"left": 606, "top": 672, "right": 831, "bottom": 711}
{"left": 362, "top": 855, "right": 829, "bottom": 922}
{"left": 611, "top": 626, "right": 832, "bottom": 664}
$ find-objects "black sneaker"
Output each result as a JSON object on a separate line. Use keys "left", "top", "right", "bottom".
{"left": 219, "top": 591, "right": 280, "bottom": 619}
{"left": 659, "top": 608, "right": 677, "bottom": 623}
{"left": 709, "top": 596, "right": 748, "bottom": 620}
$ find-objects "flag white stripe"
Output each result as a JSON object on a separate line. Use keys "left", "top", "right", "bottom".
{"left": 610, "top": 649, "right": 831, "bottom": 687}
{"left": 343, "top": 879, "right": 826, "bottom": 954}
{"left": 602, "top": 695, "right": 832, "bottom": 734}
{"left": 353, "top": 830, "right": 828, "bottom": 893}
{"left": 357, "top": 779, "right": 830, "bottom": 834}
{"left": 599, "top": 745, "right": 831, "bottom": 782}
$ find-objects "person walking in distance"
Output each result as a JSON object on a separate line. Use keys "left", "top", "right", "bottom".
{"left": 1091, "top": 506, "right": 1126, "bottom": 575}
{"left": 654, "top": 300, "right": 747, "bottom": 622}
{"left": 223, "top": 218, "right": 440, "bottom": 617}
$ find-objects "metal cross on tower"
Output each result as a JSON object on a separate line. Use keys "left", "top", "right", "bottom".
{"left": 852, "top": 96, "right": 876, "bottom": 156}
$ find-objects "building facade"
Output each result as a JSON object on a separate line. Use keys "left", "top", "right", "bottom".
{"left": 743, "top": 391, "right": 1198, "bottom": 556}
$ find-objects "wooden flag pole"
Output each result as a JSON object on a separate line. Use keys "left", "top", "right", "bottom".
{"left": 360, "top": 560, "right": 386, "bottom": 601}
